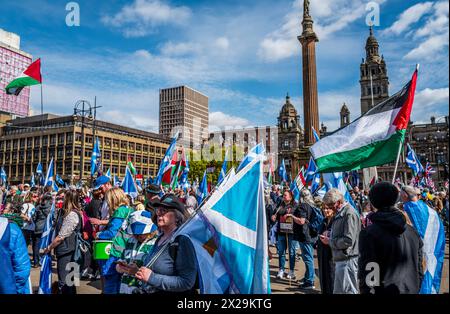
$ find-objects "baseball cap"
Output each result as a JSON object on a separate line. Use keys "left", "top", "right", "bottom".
{"left": 127, "top": 210, "right": 158, "bottom": 235}
{"left": 93, "top": 175, "right": 110, "bottom": 190}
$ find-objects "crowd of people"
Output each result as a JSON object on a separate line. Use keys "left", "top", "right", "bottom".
{"left": 266, "top": 182, "right": 449, "bottom": 294}
{"left": 0, "top": 176, "right": 448, "bottom": 294}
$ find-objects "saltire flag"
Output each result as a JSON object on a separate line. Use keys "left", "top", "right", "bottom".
{"left": 52, "top": 180, "right": 59, "bottom": 192}
{"left": 5, "top": 58, "right": 42, "bottom": 96}
{"left": 350, "top": 170, "right": 360, "bottom": 188}
{"left": 114, "top": 175, "right": 121, "bottom": 187}
{"left": 236, "top": 143, "right": 265, "bottom": 173}
{"left": 136, "top": 179, "right": 143, "bottom": 191}
{"left": 403, "top": 200, "right": 446, "bottom": 294}
{"left": 310, "top": 68, "right": 418, "bottom": 173}
{"left": 30, "top": 173, "right": 36, "bottom": 188}
{"left": 278, "top": 159, "right": 288, "bottom": 183}
{"left": 36, "top": 162, "right": 43, "bottom": 175}
{"left": 0, "top": 167, "right": 7, "bottom": 186}
{"left": 315, "top": 185, "right": 327, "bottom": 198}
{"left": 176, "top": 154, "right": 270, "bottom": 293}
{"left": 310, "top": 172, "right": 321, "bottom": 194}
{"left": 127, "top": 157, "right": 137, "bottom": 176}
{"left": 90, "top": 137, "right": 101, "bottom": 176}
{"left": 196, "top": 170, "right": 208, "bottom": 204}
{"left": 38, "top": 200, "right": 55, "bottom": 294}
{"left": 155, "top": 131, "right": 179, "bottom": 185}
{"left": 290, "top": 180, "right": 300, "bottom": 202}
{"left": 56, "top": 174, "right": 65, "bottom": 186}
{"left": 406, "top": 144, "right": 424, "bottom": 175}
{"left": 305, "top": 157, "right": 317, "bottom": 183}
{"left": 322, "top": 172, "right": 358, "bottom": 213}
{"left": 105, "top": 168, "right": 111, "bottom": 178}
{"left": 179, "top": 150, "right": 190, "bottom": 190}
{"left": 217, "top": 149, "right": 229, "bottom": 186}
{"left": 311, "top": 126, "right": 321, "bottom": 142}
{"left": 121, "top": 166, "right": 138, "bottom": 199}
{"left": 44, "top": 158, "right": 54, "bottom": 187}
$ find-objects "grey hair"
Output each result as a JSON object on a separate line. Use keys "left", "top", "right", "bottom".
{"left": 300, "top": 189, "right": 316, "bottom": 207}
{"left": 323, "top": 188, "right": 344, "bottom": 205}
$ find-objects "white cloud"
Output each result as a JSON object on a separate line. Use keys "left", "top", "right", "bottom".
{"left": 159, "top": 41, "right": 199, "bottom": 57}
{"left": 215, "top": 37, "right": 230, "bottom": 50}
{"left": 404, "top": 32, "right": 449, "bottom": 60}
{"left": 209, "top": 111, "right": 251, "bottom": 131}
{"left": 258, "top": 0, "right": 386, "bottom": 62}
{"left": 102, "top": 0, "right": 192, "bottom": 37}
{"left": 414, "top": 87, "right": 449, "bottom": 108}
{"left": 415, "top": 1, "right": 449, "bottom": 38}
{"left": 383, "top": 2, "right": 434, "bottom": 35}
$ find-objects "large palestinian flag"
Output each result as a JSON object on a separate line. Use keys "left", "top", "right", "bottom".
{"left": 5, "top": 58, "right": 42, "bottom": 95}
{"left": 310, "top": 68, "right": 418, "bottom": 173}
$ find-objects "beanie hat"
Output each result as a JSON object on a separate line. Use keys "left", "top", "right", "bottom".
{"left": 369, "top": 182, "right": 399, "bottom": 211}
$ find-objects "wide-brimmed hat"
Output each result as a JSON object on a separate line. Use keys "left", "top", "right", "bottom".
{"left": 145, "top": 184, "right": 162, "bottom": 195}
{"left": 151, "top": 194, "right": 185, "bottom": 214}
{"left": 127, "top": 210, "right": 158, "bottom": 235}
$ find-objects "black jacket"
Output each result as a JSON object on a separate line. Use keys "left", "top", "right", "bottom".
{"left": 293, "top": 202, "right": 317, "bottom": 244}
{"left": 358, "top": 209, "right": 423, "bottom": 294}
{"left": 33, "top": 201, "right": 52, "bottom": 234}
{"left": 85, "top": 198, "right": 102, "bottom": 219}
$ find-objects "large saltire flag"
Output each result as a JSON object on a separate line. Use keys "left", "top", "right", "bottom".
{"left": 403, "top": 200, "right": 446, "bottom": 294}
{"left": 36, "top": 162, "right": 43, "bottom": 175}
{"left": 406, "top": 144, "right": 424, "bottom": 175}
{"left": 155, "top": 131, "right": 179, "bottom": 185}
{"left": 5, "top": 58, "right": 42, "bottom": 95}
{"left": 322, "top": 172, "right": 358, "bottom": 213}
{"left": 305, "top": 157, "right": 317, "bottom": 183}
{"left": 121, "top": 166, "right": 138, "bottom": 199}
{"left": 44, "top": 158, "right": 54, "bottom": 187}
{"left": 39, "top": 200, "right": 55, "bottom": 294}
{"left": 91, "top": 137, "right": 101, "bottom": 176}
{"left": 310, "top": 68, "right": 418, "bottom": 173}
{"left": 176, "top": 155, "right": 270, "bottom": 293}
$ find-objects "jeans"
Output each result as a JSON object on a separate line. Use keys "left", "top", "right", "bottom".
{"left": 276, "top": 233, "right": 298, "bottom": 272}
{"left": 31, "top": 233, "right": 42, "bottom": 266}
{"left": 103, "top": 273, "right": 121, "bottom": 294}
{"left": 299, "top": 242, "right": 315, "bottom": 285}
{"left": 333, "top": 257, "right": 359, "bottom": 294}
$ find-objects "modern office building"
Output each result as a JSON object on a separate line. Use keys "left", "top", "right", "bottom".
{"left": 0, "top": 28, "right": 33, "bottom": 117}
{"left": 159, "top": 86, "right": 208, "bottom": 147}
{"left": 0, "top": 113, "right": 170, "bottom": 184}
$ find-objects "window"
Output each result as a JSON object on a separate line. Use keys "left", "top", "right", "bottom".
{"left": 143, "top": 145, "right": 148, "bottom": 152}
{"left": 121, "top": 141, "right": 127, "bottom": 149}
{"left": 13, "top": 140, "right": 18, "bottom": 149}
{"left": 50, "top": 135, "right": 57, "bottom": 145}
{"left": 42, "top": 136, "right": 48, "bottom": 146}
{"left": 120, "top": 154, "right": 127, "bottom": 162}
{"left": 284, "top": 139, "right": 289, "bottom": 149}
{"left": 75, "top": 133, "right": 82, "bottom": 142}
{"left": 136, "top": 144, "right": 142, "bottom": 151}
{"left": 113, "top": 152, "right": 119, "bottom": 161}
{"left": 20, "top": 138, "right": 25, "bottom": 148}
{"left": 27, "top": 137, "right": 32, "bottom": 148}
{"left": 66, "top": 133, "right": 73, "bottom": 143}
{"left": 58, "top": 134, "right": 65, "bottom": 144}
{"left": 34, "top": 137, "right": 40, "bottom": 147}
{"left": 113, "top": 140, "right": 119, "bottom": 148}
{"left": 105, "top": 138, "right": 111, "bottom": 147}
{"left": 104, "top": 152, "right": 111, "bottom": 160}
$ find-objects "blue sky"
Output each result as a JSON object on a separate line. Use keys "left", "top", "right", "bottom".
{"left": 1, "top": 0, "right": 448, "bottom": 132}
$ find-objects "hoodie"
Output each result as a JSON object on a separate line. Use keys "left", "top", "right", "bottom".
{"left": 358, "top": 208, "right": 424, "bottom": 294}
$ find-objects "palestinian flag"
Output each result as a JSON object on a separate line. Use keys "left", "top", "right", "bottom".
{"left": 369, "top": 176, "right": 376, "bottom": 188}
{"left": 170, "top": 149, "right": 187, "bottom": 189}
{"left": 162, "top": 150, "right": 178, "bottom": 186}
{"left": 5, "top": 58, "right": 42, "bottom": 95}
{"left": 310, "top": 68, "right": 418, "bottom": 173}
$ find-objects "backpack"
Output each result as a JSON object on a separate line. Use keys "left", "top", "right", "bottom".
{"left": 73, "top": 211, "right": 91, "bottom": 265}
{"left": 307, "top": 205, "right": 324, "bottom": 237}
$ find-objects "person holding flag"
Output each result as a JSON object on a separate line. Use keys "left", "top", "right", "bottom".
{"left": 401, "top": 185, "right": 446, "bottom": 294}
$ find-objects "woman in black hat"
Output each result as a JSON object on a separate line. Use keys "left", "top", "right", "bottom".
{"left": 132, "top": 194, "right": 198, "bottom": 293}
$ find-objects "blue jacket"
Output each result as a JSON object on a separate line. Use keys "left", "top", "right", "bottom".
{"left": 0, "top": 217, "right": 16, "bottom": 294}
{"left": 9, "top": 221, "right": 31, "bottom": 294}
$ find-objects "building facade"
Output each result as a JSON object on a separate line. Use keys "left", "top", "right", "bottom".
{"left": 0, "top": 114, "right": 170, "bottom": 185}
{"left": 277, "top": 94, "right": 309, "bottom": 180}
{"left": 159, "top": 86, "right": 209, "bottom": 147}
{"left": 0, "top": 28, "right": 32, "bottom": 117}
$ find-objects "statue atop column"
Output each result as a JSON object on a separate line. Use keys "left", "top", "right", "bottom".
{"left": 304, "top": 0, "right": 310, "bottom": 17}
